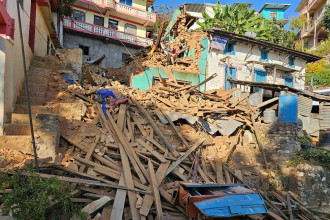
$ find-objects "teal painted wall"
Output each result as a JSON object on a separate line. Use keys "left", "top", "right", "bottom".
{"left": 132, "top": 33, "right": 209, "bottom": 91}
{"left": 131, "top": 67, "right": 200, "bottom": 90}
{"left": 261, "top": 9, "right": 285, "bottom": 19}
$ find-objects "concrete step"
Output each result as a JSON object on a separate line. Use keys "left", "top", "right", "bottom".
{"left": 4, "top": 123, "right": 31, "bottom": 135}
{"left": 0, "top": 134, "right": 58, "bottom": 158}
{"left": 16, "top": 95, "right": 46, "bottom": 105}
{"left": 23, "top": 82, "right": 48, "bottom": 90}
{"left": 11, "top": 113, "right": 36, "bottom": 124}
{"left": 14, "top": 104, "right": 52, "bottom": 114}
{"left": 27, "top": 75, "right": 49, "bottom": 84}
{"left": 20, "top": 90, "right": 47, "bottom": 97}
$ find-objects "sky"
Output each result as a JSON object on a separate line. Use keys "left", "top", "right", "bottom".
{"left": 153, "top": 0, "right": 302, "bottom": 19}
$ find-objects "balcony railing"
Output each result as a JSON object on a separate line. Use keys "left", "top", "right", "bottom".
{"left": 80, "top": 0, "right": 156, "bottom": 23}
{"left": 63, "top": 18, "right": 153, "bottom": 47}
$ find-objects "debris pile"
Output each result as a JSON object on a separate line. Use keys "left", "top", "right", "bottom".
{"left": 0, "top": 58, "right": 326, "bottom": 219}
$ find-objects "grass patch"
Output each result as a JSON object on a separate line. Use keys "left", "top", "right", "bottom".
{"left": 0, "top": 166, "right": 87, "bottom": 220}
{"left": 288, "top": 148, "right": 330, "bottom": 168}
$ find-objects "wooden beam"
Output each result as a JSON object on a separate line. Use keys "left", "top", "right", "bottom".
{"left": 256, "top": 97, "right": 279, "bottom": 108}
{"left": 118, "top": 144, "right": 141, "bottom": 220}
{"left": 137, "top": 139, "right": 168, "bottom": 163}
{"left": 148, "top": 159, "right": 163, "bottom": 220}
{"left": 110, "top": 172, "right": 127, "bottom": 220}
{"left": 215, "top": 158, "right": 225, "bottom": 184}
{"left": 131, "top": 97, "right": 179, "bottom": 157}
{"left": 166, "top": 138, "right": 205, "bottom": 176}
{"left": 244, "top": 46, "right": 254, "bottom": 61}
{"left": 140, "top": 161, "right": 170, "bottom": 217}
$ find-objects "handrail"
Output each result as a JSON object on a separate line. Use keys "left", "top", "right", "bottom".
{"left": 63, "top": 18, "right": 153, "bottom": 47}
{"left": 80, "top": 0, "right": 156, "bottom": 22}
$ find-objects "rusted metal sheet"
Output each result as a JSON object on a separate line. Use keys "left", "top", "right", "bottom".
{"left": 298, "top": 95, "right": 313, "bottom": 117}
{"left": 320, "top": 102, "right": 330, "bottom": 130}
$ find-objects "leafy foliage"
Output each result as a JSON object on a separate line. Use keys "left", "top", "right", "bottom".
{"left": 305, "top": 59, "right": 330, "bottom": 88}
{"left": 309, "top": 37, "right": 330, "bottom": 57}
{"left": 57, "top": 0, "right": 76, "bottom": 17}
{"left": 0, "top": 167, "right": 86, "bottom": 220}
{"left": 288, "top": 148, "right": 330, "bottom": 168}
{"left": 289, "top": 15, "right": 307, "bottom": 33}
{"left": 268, "top": 24, "right": 297, "bottom": 49}
{"left": 321, "top": 4, "right": 330, "bottom": 32}
{"left": 197, "top": 3, "right": 275, "bottom": 41}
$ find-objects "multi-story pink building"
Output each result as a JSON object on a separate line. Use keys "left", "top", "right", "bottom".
{"left": 296, "top": 0, "right": 329, "bottom": 50}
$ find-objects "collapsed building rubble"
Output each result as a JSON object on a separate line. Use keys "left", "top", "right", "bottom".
{"left": 0, "top": 7, "right": 329, "bottom": 220}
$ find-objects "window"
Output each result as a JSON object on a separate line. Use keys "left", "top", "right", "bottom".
{"left": 79, "top": 45, "right": 89, "bottom": 55}
{"left": 109, "top": 19, "right": 118, "bottom": 30}
{"left": 289, "top": 56, "right": 295, "bottom": 67}
{"left": 225, "top": 42, "right": 236, "bottom": 55}
{"left": 124, "top": 23, "right": 137, "bottom": 35}
{"left": 120, "top": 0, "right": 132, "bottom": 6}
{"left": 260, "top": 48, "right": 269, "bottom": 62}
{"left": 71, "top": 10, "right": 85, "bottom": 22}
{"left": 270, "top": 11, "right": 277, "bottom": 18}
{"left": 94, "top": 15, "right": 104, "bottom": 26}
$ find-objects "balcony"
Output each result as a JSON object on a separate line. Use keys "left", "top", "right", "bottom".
{"left": 63, "top": 17, "right": 153, "bottom": 47}
{"left": 79, "top": 0, "right": 156, "bottom": 23}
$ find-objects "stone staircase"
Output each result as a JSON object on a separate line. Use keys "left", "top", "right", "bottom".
{"left": 0, "top": 57, "right": 60, "bottom": 159}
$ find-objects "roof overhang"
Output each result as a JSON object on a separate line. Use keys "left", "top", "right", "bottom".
{"left": 295, "top": 0, "right": 308, "bottom": 12}
{"left": 207, "top": 29, "right": 322, "bottom": 63}
{"left": 259, "top": 3, "right": 291, "bottom": 13}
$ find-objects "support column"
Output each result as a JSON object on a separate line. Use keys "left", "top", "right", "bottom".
{"left": 0, "top": 37, "right": 6, "bottom": 135}
{"left": 273, "top": 66, "right": 277, "bottom": 84}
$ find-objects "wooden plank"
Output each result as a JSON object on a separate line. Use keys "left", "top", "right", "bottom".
{"left": 215, "top": 158, "right": 225, "bottom": 184}
{"left": 166, "top": 138, "right": 205, "bottom": 176}
{"left": 201, "top": 158, "right": 215, "bottom": 182}
{"left": 71, "top": 198, "right": 93, "bottom": 203}
{"left": 287, "top": 194, "right": 294, "bottom": 220}
{"left": 256, "top": 97, "right": 279, "bottom": 108}
{"left": 137, "top": 139, "right": 167, "bottom": 163}
{"left": 105, "top": 109, "right": 149, "bottom": 184}
{"left": 247, "top": 103, "right": 269, "bottom": 170}
{"left": 268, "top": 211, "right": 284, "bottom": 220}
{"left": 36, "top": 172, "right": 150, "bottom": 193}
{"left": 118, "top": 144, "right": 141, "bottom": 220}
{"left": 117, "top": 104, "right": 127, "bottom": 131}
{"left": 145, "top": 136, "right": 167, "bottom": 153}
{"left": 148, "top": 159, "right": 163, "bottom": 220}
{"left": 197, "top": 166, "right": 212, "bottom": 183}
{"left": 62, "top": 135, "right": 121, "bottom": 171}
{"left": 132, "top": 115, "right": 149, "bottom": 137}
{"left": 110, "top": 172, "right": 127, "bottom": 220}
{"left": 82, "top": 196, "right": 112, "bottom": 215}
{"left": 140, "top": 161, "right": 170, "bottom": 216}
{"left": 187, "top": 73, "right": 218, "bottom": 93}
{"left": 131, "top": 96, "right": 180, "bottom": 157}
{"left": 159, "top": 109, "right": 190, "bottom": 149}
{"left": 78, "top": 135, "right": 100, "bottom": 173}
{"left": 101, "top": 204, "right": 112, "bottom": 220}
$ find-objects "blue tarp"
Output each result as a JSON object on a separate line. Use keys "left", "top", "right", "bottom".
{"left": 194, "top": 193, "right": 268, "bottom": 217}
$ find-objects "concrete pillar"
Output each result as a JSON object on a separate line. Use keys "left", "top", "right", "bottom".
{"left": 0, "top": 37, "right": 6, "bottom": 135}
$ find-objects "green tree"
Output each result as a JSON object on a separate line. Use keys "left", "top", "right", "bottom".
{"left": 57, "top": 0, "right": 76, "bottom": 17}
{"left": 196, "top": 3, "right": 274, "bottom": 41}
{"left": 289, "top": 15, "right": 307, "bottom": 33}
{"left": 321, "top": 4, "right": 330, "bottom": 32}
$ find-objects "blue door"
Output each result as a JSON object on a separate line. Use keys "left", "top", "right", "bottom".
{"left": 225, "top": 67, "right": 236, "bottom": 90}
{"left": 283, "top": 76, "right": 293, "bottom": 87}
{"left": 254, "top": 69, "right": 267, "bottom": 92}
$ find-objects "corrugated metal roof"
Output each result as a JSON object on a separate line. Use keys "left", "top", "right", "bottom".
{"left": 165, "top": 111, "right": 198, "bottom": 125}
{"left": 298, "top": 95, "right": 313, "bottom": 117}
{"left": 320, "top": 102, "right": 330, "bottom": 130}
{"left": 215, "top": 118, "right": 243, "bottom": 136}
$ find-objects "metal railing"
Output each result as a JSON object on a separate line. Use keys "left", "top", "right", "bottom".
{"left": 63, "top": 18, "right": 153, "bottom": 47}
{"left": 81, "top": 0, "right": 156, "bottom": 22}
